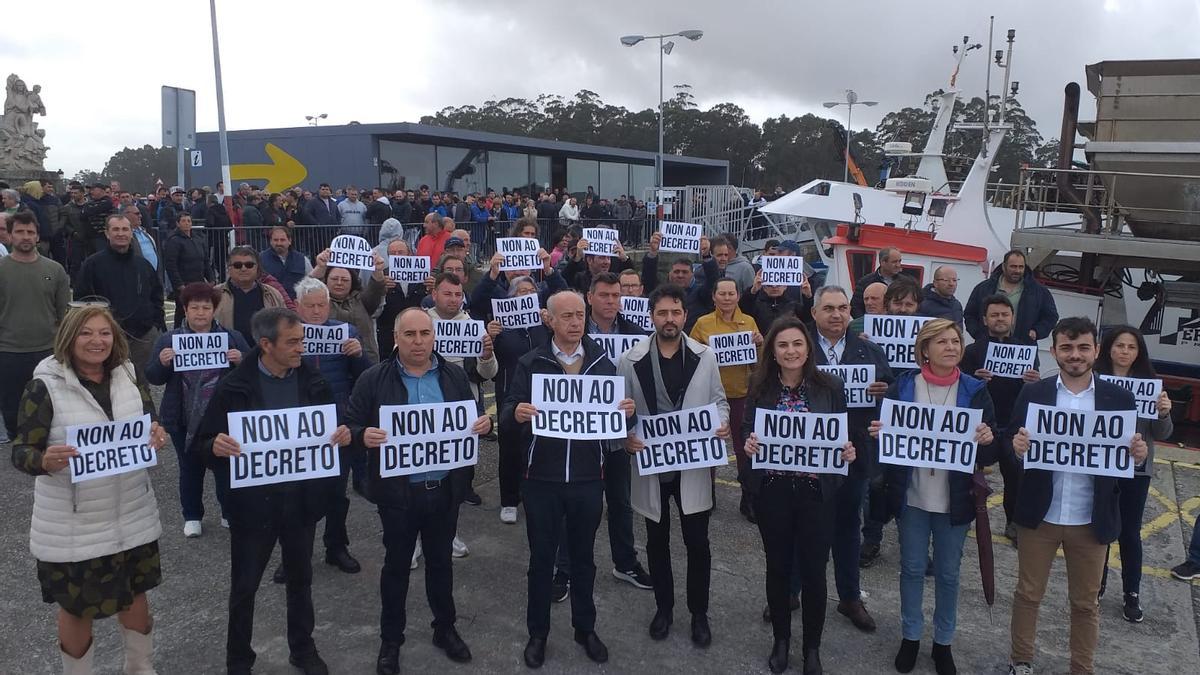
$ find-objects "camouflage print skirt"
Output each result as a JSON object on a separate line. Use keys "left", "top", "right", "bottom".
{"left": 36, "top": 541, "right": 162, "bottom": 619}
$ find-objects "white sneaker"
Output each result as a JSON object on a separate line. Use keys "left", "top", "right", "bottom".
{"left": 500, "top": 507, "right": 518, "bottom": 524}
{"left": 1008, "top": 663, "right": 1034, "bottom": 675}
{"left": 411, "top": 539, "right": 422, "bottom": 570}
{"left": 183, "top": 520, "right": 202, "bottom": 538}
{"left": 220, "top": 518, "right": 229, "bottom": 529}
{"left": 452, "top": 536, "right": 469, "bottom": 558}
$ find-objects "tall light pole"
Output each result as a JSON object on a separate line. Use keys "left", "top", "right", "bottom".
{"left": 620, "top": 29, "right": 703, "bottom": 191}
{"left": 208, "top": 0, "right": 232, "bottom": 203}
{"left": 823, "top": 90, "right": 878, "bottom": 184}
{"left": 305, "top": 113, "right": 328, "bottom": 127}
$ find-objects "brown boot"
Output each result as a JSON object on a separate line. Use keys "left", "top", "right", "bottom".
{"left": 837, "top": 598, "right": 877, "bottom": 632}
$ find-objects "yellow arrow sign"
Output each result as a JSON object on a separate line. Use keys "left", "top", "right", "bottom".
{"left": 229, "top": 143, "right": 308, "bottom": 193}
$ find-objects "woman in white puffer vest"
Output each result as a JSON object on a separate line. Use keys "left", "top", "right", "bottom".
{"left": 12, "top": 305, "right": 168, "bottom": 675}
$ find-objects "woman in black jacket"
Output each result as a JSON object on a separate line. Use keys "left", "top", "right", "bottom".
{"left": 742, "top": 316, "right": 856, "bottom": 675}
{"left": 868, "top": 318, "right": 996, "bottom": 675}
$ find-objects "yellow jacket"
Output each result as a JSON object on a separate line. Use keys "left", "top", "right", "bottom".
{"left": 689, "top": 307, "right": 759, "bottom": 399}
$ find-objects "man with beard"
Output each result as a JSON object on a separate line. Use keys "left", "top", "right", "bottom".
{"left": 965, "top": 250, "right": 1058, "bottom": 342}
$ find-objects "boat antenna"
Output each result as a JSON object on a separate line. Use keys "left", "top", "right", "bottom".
{"left": 998, "top": 28, "right": 1016, "bottom": 124}
{"left": 982, "top": 16, "right": 994, "bottom": 159}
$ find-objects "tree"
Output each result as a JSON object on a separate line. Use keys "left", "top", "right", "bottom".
{"left": 70, "top": 169, "right": 102, "bottom": 186}
{"left": 1033, "top": 138, "right": 1062, "bottom": 168}
{"left": 100, "top": 145, "right": 175, "bottom": 193}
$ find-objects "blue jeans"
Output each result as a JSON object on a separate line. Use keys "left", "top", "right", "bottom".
{"left": 171, "top": 429, "right": 228, "bottom": 521}
{"left": 1102, "top": 475, "right": 1150, "bottom": 594}
{"left": 898, "top": 505, "right": 968, "bottom": 644}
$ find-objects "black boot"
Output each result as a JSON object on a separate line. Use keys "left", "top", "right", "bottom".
{"left": 895, "top": 639, "right": 920, "bottom": 673}
{"left": 649, "top": 610, "right": 672, "bottom": 640}
{"left": 803, "top": 647, "right": 822, "bottom": 675}
{"left": 931, "top": 642, "right": 956, "bottom": 675}
{"left": 768, "top": 638, "right": 789, "bottom": 674}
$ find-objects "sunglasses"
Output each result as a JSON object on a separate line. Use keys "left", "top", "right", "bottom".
{"left": 230, "top": 261, "right": 257, "bottom": 270}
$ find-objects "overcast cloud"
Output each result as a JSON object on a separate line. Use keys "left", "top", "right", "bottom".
{"left": 9, "top": 0, "right": 1199, "bottom": 177}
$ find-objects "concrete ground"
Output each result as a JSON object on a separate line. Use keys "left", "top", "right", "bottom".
{"left": 2, "top": 386, "right": 1199, "bottom": 674}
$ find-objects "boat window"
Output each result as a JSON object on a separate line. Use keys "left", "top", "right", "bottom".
{"left": 928, "top": 198, "right": 949, "bottom": 218}
{"left": 804, "top": 182, "right": 831, "bottom": 196}
{"left": 847, "top": 250, "right": 877, "bottom": 289}
{"left": 902, "top": 265, "right": 925, "bottom": 286}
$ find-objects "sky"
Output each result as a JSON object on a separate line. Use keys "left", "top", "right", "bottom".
{"left": 8, "top": 0, "right": 1198, "bottom": 178}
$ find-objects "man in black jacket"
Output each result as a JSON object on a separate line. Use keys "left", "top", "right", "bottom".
{"left": 81, "top": 182, "right": 114, "bottom": 258}
{"left": 641, "top": 232, "right": 720, "bottom": 332}
{"left": 162, "top": 213, "right": 214, "bottom": 327}
{"left": 346, "top": 308, "right": 489, "bottom": 673}
{"left": 850, "top": 247, "right": 911, "bottom": 317}
{"left": 964, "top": 250, "right": 1059, "bottom": 342}
{"left": 501, "top": 290, "right": 636, "bottom": 669}
{"left": 810, "top": 285, "right": 893, "bottom": 633}
{"left": 195, "top": 307, "right": 351, "bottom": 675}
{"left": 1004, "top": 316, "right": 1146, "bottom": 675}
{"left": 917, "top": 266, "right": 963, "bottom": 325}
{"left": 75, "top": 214, "right": 165, "bottom": 385}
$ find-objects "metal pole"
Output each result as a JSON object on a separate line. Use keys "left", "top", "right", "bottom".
{"left": 843, "top": 103, "right": 853, "bottom": 183}
{"left": 209, "top": 0, "right": 232, "bottom": 205}
{"left": 658, "top": 35, "right": 664, "bottom": 191}
{"left": 176, "top": 143, "right": 185, "bottom": 189}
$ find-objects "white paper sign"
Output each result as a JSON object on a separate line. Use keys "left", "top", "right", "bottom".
{"left": 1099, "top": 375, "right": 1163, "bottom": 421}
{"left": 171, "top": 331, "right": 228, "bottom": 372}
{"left": 328, "top": 234, "right": 376, "bottom": 271}
{"left": 983, "top": 342, "right": 1037, "bottom": 379}
{"left": 658, "top": 221, "right": 701, "bottom": 254}
{"left": 759, "top": 256, "right": 807, "bottom": 286}
{"left": 228, "top": 404, "right": 341, "bottom": 488}
{"left": 435, "top": 319, "right": 485, "bottom": 357}
{"left": 1023, "top": 403, "right": 1137, "bottom": 478}
{"left": 496, "top": 237, "right": 542, "bottom": 271}
{"left": 817, "top": 364, "right": 878, "bottom": 408}
{"left": 493, "top": 294, "right": 543, "bottom": 330}
{"left": 865, "top": 315, "right": 932, "bottom": 369}
{"left": 389, "top": 255, "right": 431, "bottom": 284}
{"left": 635, "top": 403, "right": 726, "bottom": 476}
{"left": 590, "top": 333, "right": 645, "bottom": 364}
{"left": 621, "top": 295, "right": 652, "bottom": 332}
{"left": 67, "top": 414, "right": 156, "bottom": 483}
{"left": 378, "top": 401, "right": 479, "bottom": 477}
{"left": 752, "top": 411, "right": 849, "bottom": 475}
{"left": 531, "top": 374, "right": 627, "bottom": 440}
{"left": 583, "top": 227, "right": 620, "bottom": 257}
{"left": 707, "top": 331, "right": 757, "bottom": 366}
{"left": 878, "top": 399, "right": 981, "bottom": 474}
{"left": 303, "top": 323, "right": 348, "bottom": 356}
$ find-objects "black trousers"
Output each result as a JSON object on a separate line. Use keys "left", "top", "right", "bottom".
{"left": 522, "top": 478, "right": 603, "bottom": 638}
{"left": 498, "top": 428, "right": 524, "bottom": 508}
{"left": 227, "top": 521, "right": 317, "bottom": 670}
{"left": 0, "top": 350, "right": 50, "bottom": 437}
{"left": 754, "top": 475, "right": 833, "bottom": 648}
{"left": 997, "top": 444, "right": 1022, "bottom": 523}
{"left": 322, "top": 462, "right": 351, "bottom": 553}
{"left": 378, "top": 483, "right": 459, "bottom": 643}
{"left": 644, "top": 475, "right": 712, "bottom": 615}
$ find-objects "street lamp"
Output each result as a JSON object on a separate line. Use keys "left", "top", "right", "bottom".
{"left": 823, "top": 90, "right": 877, "bottom": 183}
{"left": 305, "top": 113, "right": 328, "bottom": 126}
{"left": 619, "top": 29, "right": 703, "bottom": 191}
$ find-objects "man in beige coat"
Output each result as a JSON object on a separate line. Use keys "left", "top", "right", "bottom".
{"left": 618, "top": 284, "right": 730, "bottom": 648}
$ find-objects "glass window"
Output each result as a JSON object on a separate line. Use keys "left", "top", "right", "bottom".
{"left": 530, "top": 155, "right": 551, "bottom": 193}
{"left": 599, "top": 162, "right": 629, "bottom": 200}
{"left": 566, "top": 158, "right": 599, "bottom": 198}
{"left": 436, "top": 146, "right": 486, "bottom": 196}
{"left": 630, "top": 164, "right": 655, "bottom": 201}
{"left": 378, "top": 141, "right": 436, "bottom": 192}
{"left": 486, "top": 151, "right": 529, "bottom": 196}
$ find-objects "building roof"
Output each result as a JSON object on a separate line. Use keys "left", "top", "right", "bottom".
{"left": 198, "top": 121, "right": 727, "bottom": 169}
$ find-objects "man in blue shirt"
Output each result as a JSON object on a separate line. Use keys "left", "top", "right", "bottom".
{"left": 346, "top": 308, "right": 491, "bottom": 674}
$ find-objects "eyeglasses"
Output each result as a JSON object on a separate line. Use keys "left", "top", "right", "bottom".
{"left": 230, "top": 261, "right": 257, "bottom": 270}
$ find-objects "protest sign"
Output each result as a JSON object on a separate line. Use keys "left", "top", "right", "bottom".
{"left": 388, "top": 255, "right": 430, "bottom": 284}
{"left": 493, "top": 294, "right": 543, "bottom": 330}
{"left": 658, "top": 221, "right": 701, "bottom": 254}
{"left": 983, "top": 342, "right": 1037, "bottom": 379}
{"left": 759, "top": 256, "right": 807, "bottom": 286}
{"left": 328, "top": 234, "right": 376, "bottom": 271}
{"left": 171, "top": 331, "right": 228, "bottom": 372}
{"left": 583, "top": 227, "right": 620, "bottom": 257}
{"left": 621, "top": 295, "right": 652, "bottom": 331}
{"left": 635, "top": 403, "right": 726, "bottom": 476}
{"left": 864, "top": 315, "right": 932, "bottom": 369}
{"left": 878, "top": 399, "right": 981, "bottom": 474}
{"left": 496, "top": 237, "right": 542, "bottom": 271}
{"left": 67, "top": 414, "right": 155, "bottom": 483}
{"left": 752, "top": 411, "right": 849, "bottom": 475}
{"left": 1023, "top": 403, "right": 1137, "bottom": 478}
{"left": 1099, "top": 375, "right": 1163, "bottom": 420}
{"left": 531, "top": 374, "right": 627, "bottom": 440}
{"left": 435, "top": 319, "right": 485, "bottom": 358}
{"left": 590, "top": 333, "right": 645, "bottom": 364}
{"left": 708, "top": 331, "right": 757, "bottom": 366}
{"left": 378, "top": 401, "right": 479, "bottom": 477}
{"left": 228, "top": 404, "right": 340, "bottom": 488}
{"left": 817, "top": 364, "right": 878, "bottom": 408}
{"left": 303, "top": 323, "right": 347, "bottom": 356}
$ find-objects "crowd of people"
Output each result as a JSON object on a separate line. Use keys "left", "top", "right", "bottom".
{"left": 3, "top": 196, "right": 1199, "bottom": 675}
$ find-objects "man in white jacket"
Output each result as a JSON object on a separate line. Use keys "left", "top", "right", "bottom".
{"left": 618, "top": 284, "right": 730, "bottom": 648}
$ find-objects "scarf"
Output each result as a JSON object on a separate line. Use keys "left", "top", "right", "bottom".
{"left": 920, "top": 364, "right": 960, "bottom": 387}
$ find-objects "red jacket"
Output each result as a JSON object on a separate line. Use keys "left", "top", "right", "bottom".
{"left": 416, "top": 229, "right": 451, "bottom": 265}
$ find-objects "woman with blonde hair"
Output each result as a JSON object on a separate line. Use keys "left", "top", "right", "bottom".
{"left": 12, "top": 305, "right": 167, "bottom": 674}
{"left": 869, "top": 318, "right": 997, "bottom": 675}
